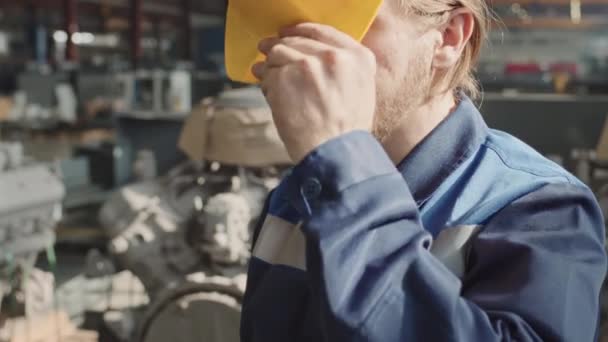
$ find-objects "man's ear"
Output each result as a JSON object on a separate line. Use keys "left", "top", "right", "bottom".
{"left": 432, "top": 9, "right": 475, "bottom": 69}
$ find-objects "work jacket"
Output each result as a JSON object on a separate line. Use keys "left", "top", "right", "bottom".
{"left": 241, "top": 96, "right": 608, "bottom": 341}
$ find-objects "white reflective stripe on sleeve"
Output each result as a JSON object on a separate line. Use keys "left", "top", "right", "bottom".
{"left": 431, "top": 225, "right": 481, "bottom": 279}
{"left": 253, "top": 215, "right": 307, "bottom": 271}
{"left": 253, "top": 217, "right": 480, "bottom": 277}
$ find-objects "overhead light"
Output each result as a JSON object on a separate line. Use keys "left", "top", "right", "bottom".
{"left": 53, "top": 31, "right": 96, "bottom": 45}
{"left": 93, "top": 34, "right": 120, "bottom": 47}
{"left": 53, "top": 30, "right": 68, "bottom": 44}
{"left": 72, "top": 32, "right": 95, "bottom": 45}
{"left": 54, "top": 30, "right": 120, "bottom": 47}
{"left": 571, "top": 0, "right": 582, "bottom": 24}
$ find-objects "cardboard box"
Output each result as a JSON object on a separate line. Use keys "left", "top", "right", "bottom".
{"left": 179, "top": 102, "right": 291, "bottom": 167}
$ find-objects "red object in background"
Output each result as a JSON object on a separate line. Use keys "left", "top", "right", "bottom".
{"left": 64, "top": 0, "right": 78, "bottom": 62}
{"left": 505, "top": 63, "right": 543, "bottom": 76}
{"left": 549, "top": 62, "right": 578, "bottom": 76}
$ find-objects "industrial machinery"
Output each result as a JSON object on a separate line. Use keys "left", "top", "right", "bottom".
{"left": 10, "top": 71, "right": 78, "bottom": 125}
{"left": 116, "top": 69, "right": 226, "bottom": 120}
{"left": 98, "top": 87, "right": 290, "bottom": 342}
{"left": 0, "top": 142, "right": 65, "bottom": 324}
{"left": 117, "top": 69, "right": 192, "bottom": 118}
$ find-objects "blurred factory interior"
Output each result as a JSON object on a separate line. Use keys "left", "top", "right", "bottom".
{"left": 0, "top": 0, "right": 607, "bottom": 341}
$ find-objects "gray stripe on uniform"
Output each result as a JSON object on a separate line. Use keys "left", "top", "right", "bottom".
{"left": 431, "top": 225, "right": 481, "bottom": 279}
{"left": 253, "top": 215, "right": 307, "bottom": 271}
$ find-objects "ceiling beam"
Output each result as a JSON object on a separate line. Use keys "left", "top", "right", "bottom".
{"left": 0, "top": 0, "right": 226, "bottom": 16}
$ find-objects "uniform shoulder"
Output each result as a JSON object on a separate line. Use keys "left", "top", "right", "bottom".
{"left": 436, "top": 128, "right": 590, "bottom": 226}
{"left": 483, "top": 129, "right": 581, "bottom": 186}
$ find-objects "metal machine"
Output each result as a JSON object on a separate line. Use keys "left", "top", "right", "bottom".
{"left": 116, "top": 69, "right": 226, "bottom": 119}
{"left": 98, "top": 87, "right": 290, "bottom": 342}
{"left": 117, "top": 69, "right": 192, "bottom": 119}
{"left": 0, "top": 142, "right": 65, "bottom": 320}
{"left": 10, "top": 71, "right": 78, "bottom": 125}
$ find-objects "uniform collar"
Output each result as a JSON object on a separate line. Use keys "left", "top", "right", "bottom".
{"left": 397, "top": 96, "right": 488, "bottom": 206}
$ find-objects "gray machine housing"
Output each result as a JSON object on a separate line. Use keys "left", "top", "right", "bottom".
{"left": 97, "top": 88, "right": 288, "bottom": 342}
{"left": 0, "top": 143, "right": 65, "bottom": 315}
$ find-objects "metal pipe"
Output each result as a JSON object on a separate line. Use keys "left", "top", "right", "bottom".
{"left": 182, "top": 0, "right": 192, "bottom": 61}
{"left": 154, "top": 16, "right": 163, "bottom": 64}
{"left": 80, "top": 0, "right": 183, "bottom": 16}
{"left": 130, "top": 0, "right": 142, "bottom": 69}
{"left": 64, "top": 0, "right": 78, "bottom": 62}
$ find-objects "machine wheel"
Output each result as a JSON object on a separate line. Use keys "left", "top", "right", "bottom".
{"left": 137, "top": 278, "right": 244, "bottom": 342}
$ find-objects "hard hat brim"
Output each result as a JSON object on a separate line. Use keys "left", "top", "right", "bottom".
{"left": 225, "top": 0, "right": 383, "bottom": 84}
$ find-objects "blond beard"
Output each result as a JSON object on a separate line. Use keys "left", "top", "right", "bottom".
{"left": 372, "top": 53, "right": 434, "bottom": 142}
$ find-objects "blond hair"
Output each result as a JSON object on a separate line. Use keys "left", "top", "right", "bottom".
{"left": 399, "top": 0, "right": 491, "bottom": 99}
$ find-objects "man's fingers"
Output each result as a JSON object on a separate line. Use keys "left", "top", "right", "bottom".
{"left": 251, "top": 43, "right": 305, "bottom": 80}
{"left": 259, "top": 68, "right": 282, "bottom": 101}
{"left": 279, "top": 23, "right": 358, "bottom": 49}
{"left": 260, "top": 36, "right": 333, "bottom": 57}
{"left": 251, "top": 62, "right": 265, "bottom": 80}
{"left": 258, "top": 37, "right": 281, "bottom": 55}
{"left": 265, "top": 44, "right": 308, "bottom": 68}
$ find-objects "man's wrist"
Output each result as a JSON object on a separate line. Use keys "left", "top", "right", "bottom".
{"left": 287, "top": 130, "right": 350, "bottom": 164}
{"left": 286, "top": 136, "right": 331, "bottom": 165}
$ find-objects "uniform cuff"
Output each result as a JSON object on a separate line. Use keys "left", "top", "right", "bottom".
{"left": 284, "top": 131, "right": 397, "bottom": 217}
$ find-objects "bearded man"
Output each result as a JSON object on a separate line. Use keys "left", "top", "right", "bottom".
{"left": 240, "top": 0, "right": 608, "bottom": 341}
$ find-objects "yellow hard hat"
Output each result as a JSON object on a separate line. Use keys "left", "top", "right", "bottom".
{"left": 225, "top": 0, "right": 383, "bottom": 84}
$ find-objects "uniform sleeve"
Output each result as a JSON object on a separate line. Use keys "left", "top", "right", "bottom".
{"left": 283, "top": 131, "right": 607, "bottom": 341}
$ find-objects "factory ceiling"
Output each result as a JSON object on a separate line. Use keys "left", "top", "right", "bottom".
{"left": 0, "top": 0, "right": 227, "bottom": 16}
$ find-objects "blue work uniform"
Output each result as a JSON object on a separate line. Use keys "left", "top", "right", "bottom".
{"left": 240, "top": 96, "right": 608, "bottom": 341}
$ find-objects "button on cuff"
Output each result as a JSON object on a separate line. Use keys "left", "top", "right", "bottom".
{"left": 284, "top": 131, "right": 396, "bottom": 217}
{"left": 301, "top": 178, "right": 322, "bottom": 201}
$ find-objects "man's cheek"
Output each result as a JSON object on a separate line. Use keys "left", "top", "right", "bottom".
{"left": 375, "top": 67, "right": 396, "bottom": 91}
{"left": 370, "top": 48, "right": 393, "bottom": 74}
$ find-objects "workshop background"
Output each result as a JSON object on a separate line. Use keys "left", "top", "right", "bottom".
{"left": 0, "top": 0, "right": 607, "bottom": 341}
